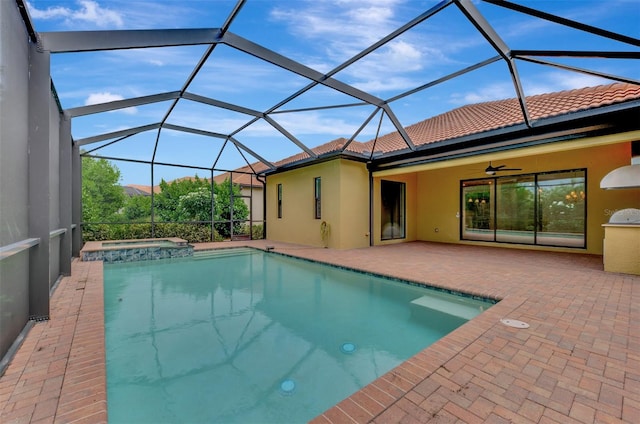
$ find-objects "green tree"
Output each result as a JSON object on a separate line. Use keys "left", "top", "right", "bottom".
{"left": 177, "top": 187, "right": 212, "bottom": 222}
{"left": 82, "top": 156, "right": 125, "bottom": 222}
{"left": 152, "top": 176, "right": 249, "bottom": 239}
{"left": 154, "top": 176, "right": 210, "bottom": 221}
{"left": 123, "top": 195, "right": 152, "bottom": 221}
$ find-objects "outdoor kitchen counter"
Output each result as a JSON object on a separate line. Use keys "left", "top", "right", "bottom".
{"left": 602, "top": 223, "right": 640, "bottom": 275}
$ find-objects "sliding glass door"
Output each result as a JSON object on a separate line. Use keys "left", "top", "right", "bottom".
{"left": 381, "top": 180, "right": 405, "bottom": 240}
{"left": 462, "top": 179, "right": 494, "bottom": 241}
{"left": 536, "top": 170, "right": 586, "bottom": 247}
{"left": 461, "top": 169, "right": 586, "bottom": 248}
{"left": 496, "top": 175, "right": 535, "bottom": 244}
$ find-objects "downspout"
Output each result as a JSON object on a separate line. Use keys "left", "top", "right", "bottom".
{"left": 369, "top": 169, "right": 374, "bottom": 247}
{"left": 210, "top": 169, "right": 215, "bottom": 241}
{"left": 256, "top": 174, "right": 267, "bottom": 239}
{"left": 151, "top": 164, "right": 155, "bottom": 238}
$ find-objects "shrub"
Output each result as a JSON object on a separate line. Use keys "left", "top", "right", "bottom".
{"left": 251, "top": 224, "right": 264, "bottom": 239}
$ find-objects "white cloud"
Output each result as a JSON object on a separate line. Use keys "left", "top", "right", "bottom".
{"left": 521, "top": 72, "right": 611, "bottom": 96}
{"left": 448, "top": 82, "right": 515, "bottom": 105}
{"left": 271, "top": 0, "right": 403, "bottom": 59}
{"left": 269, "top": 0, "right": 486, "bottom": 98}
{"left": 85, "top": 92, "right": 123, "bottom": 104}
{"left": 547, "top": 72, "right": 611, "bottom": 91}
{"left": 270, "top": 112, "right": 362, "bottom": 136}
{"left": 85, "top": 92, "right": 137, "bottom": 114}
{"left": 27, "top": 0, "right": 124, "bottom": 28}
{"left": 448, "top": 71, "right": 612, "bottom": 107}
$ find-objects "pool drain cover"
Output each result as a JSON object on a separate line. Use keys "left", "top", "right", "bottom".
{"left": 280, "top": 379, "right": 296, "bottom": 395}
{"left": 340, "top": 342, "right": 356, "bottom": 354}
{"left": 500, "top": 318, "right": 529, "bottom": 329}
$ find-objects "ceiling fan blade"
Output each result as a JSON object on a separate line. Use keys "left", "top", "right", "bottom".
{"left": 484, "top": 162, "right": 522, "bottom": 174}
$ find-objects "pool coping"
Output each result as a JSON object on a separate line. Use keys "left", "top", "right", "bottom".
{"left": 1, "top": 240, "right": 638, "bottom": 423}
{"left": 80, "top": 237, "right": 189, "bottom": 253}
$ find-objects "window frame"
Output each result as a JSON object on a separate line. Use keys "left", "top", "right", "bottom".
{"left": 380, "top": 180, "right": 406, "bottom": 241}
{"left": 277, "top": 183, "right": 283, "bottom": 219}
{"left": 314, "top": 177, "right": 321, "bottom": 219}
{"left": 460, "top": 169, "right": 587, "bottom": 248}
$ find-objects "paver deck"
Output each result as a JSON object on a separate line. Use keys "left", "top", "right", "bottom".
{"left": 1, "top": 241, "right": 638, "bottom": 423}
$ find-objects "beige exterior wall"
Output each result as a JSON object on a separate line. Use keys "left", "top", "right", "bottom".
{"left": 337, "top": 160, "right": 371, "bottom": 247}
{"left": 240, "top": 186, "right": 264, "bottom": 224}
{"left": 602, "top": 225, "right": 640, "bottom": 274}
{"left": 374, "top": 131, "right": 640, "bottom": 254}
{"left": 266, "top": 159, "right": 370, "bottom": 249}
{"left": 266, "top": 131, "right": 639, "bottom": 255}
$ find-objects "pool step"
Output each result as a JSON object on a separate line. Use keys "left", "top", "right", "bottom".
{"left": 410, "top": 294, "right": 481, "bottom": 320}
{"left": 192, "top": 248, "right": 258, "bottom": 260}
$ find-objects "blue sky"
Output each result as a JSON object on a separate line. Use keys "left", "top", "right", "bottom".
{"left": 26, "top": 0, "right": 640, "bottom": 185}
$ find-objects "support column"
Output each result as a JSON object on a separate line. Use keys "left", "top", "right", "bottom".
{"left": 72, "top": 143, "right": 82, "bottom": 256}
{"left": 28, "top": 43, "right": 51, "bottom": 320}
{"left": 59, "top": 115, "right": 72, "bottom": 274}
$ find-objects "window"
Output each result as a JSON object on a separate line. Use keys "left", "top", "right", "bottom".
{"left": 461, "top": 169, "right": 586, "bottom": 248}
{"left": 496, "top": 175, "right": 535, "bottom": 244}
{"left": 314, "top": 177, "right": 321, "bottom": 219}
{"left": 461, "top": 179, "right": 494, "bottom": 241}
{"left": 277, "top": 183, "right": 282, "bottom": 219}
{"left": 381, "top": 180, "right": 405, "bottom": 240}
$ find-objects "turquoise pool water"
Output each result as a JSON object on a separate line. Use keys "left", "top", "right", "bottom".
{"left": 104, "top": 248, "right": 492, "bottom": 423}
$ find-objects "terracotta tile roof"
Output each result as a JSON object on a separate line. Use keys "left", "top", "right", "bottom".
{"left": 125, "top": 184, "right": 159, "bottom": 195}
{"left": 214, "top": 164, "right": 267, "bottom": 187}
{"left": 165, "top": 83, "right": 640, "bottom": 178}
{"left": 367, "top": 82, "right": 640, "bottom": 154}
{"left": 272, "top": 137, "right": 369, "bottom": 167}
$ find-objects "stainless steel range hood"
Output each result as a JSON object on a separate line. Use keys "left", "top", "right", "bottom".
{"left": 600, "top": 140, "right": 640, "bottom": 189}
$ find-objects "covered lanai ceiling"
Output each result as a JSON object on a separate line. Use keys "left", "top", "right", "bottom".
{"left": 20, "top": 0, "right": 640, "bottom": 183}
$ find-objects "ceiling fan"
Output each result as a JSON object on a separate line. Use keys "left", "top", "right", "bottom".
{"left": 485, "top": 161, "right": 522, "bottom": 175}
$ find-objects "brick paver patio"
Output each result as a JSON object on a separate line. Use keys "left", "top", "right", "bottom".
{"left": 1, "top": 241, "right": 638, "bottom": 423}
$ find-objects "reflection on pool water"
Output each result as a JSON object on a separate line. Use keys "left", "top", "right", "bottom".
{"left": 104, "top": 248, "right": 493, "bottom": 423}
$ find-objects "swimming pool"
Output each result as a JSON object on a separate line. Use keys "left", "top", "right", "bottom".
{"left": 103, "top": 248, "right": 493, "bottom": 423}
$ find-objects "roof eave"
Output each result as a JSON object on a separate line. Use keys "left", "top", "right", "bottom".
{"left": 264, "top": 151, "right": 371, "bottom": 176}
{"left": 370, "top": 99, "right": 640, "bottom": 171}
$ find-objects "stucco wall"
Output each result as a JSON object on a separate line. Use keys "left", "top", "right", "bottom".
{"left": 411, "top": 136, "right": 639, "bottom": 255}
{"left": 266, "top": 159, "right": 369, "bottom": 249}
{"left": 336, "top": 160, "right": 370, "bottom": 249}
{"left": 266, "top": 132, "right": 638, "bottom": 256}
